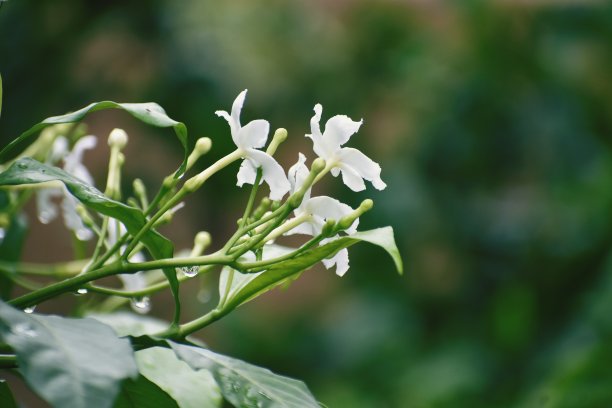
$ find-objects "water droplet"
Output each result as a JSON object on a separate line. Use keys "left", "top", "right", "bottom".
{"left": 23, "top": 306, "right": 36, "bottom": 314}
{"left": 181, "top": 266, "right": 199, "bottom": 278}
{"left": 13, "top": 323, "right": 36, "bottom": 337}
{"left": 75, "top": 288, "right": 88, "bottom": 295}
{"left": 17, "top": 163, "right": 27, "bottom": 169}
{"left": 131, "top": 297, "right": 151, "bottom": 314}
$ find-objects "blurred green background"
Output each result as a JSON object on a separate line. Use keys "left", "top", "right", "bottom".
{"left": 3, "top": 1, "right": 612, "bottom": 406}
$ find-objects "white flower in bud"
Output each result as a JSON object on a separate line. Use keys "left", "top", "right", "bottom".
{"left": 307, "top": 104, "right": 386, "bottom": 192}
{"left": 216, "top": 90, "right": 290, "bottom": 200}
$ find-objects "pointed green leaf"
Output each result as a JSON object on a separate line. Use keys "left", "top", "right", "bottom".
{"left": 227, "top": 227, "right": 402, "bottom": 310}
{"left": 170, "top": 343, "right": 319, "bottom": 408}
{"left": 0, "top": 302, "right": 138, "bottom": 408}
{"left": 0, "top": 101, "right": 190, "bottom": 176}
{"left": 136, "top": 347, "right": 221, "bottom": 408}
{"left": 0, "top": 380, "right": 18, "bottom": 408}
{"left": 114, "top": 375, "right": 179, "bottom": 408}
{"left": 0, "top": 157, "right": 180, "bottom": 317}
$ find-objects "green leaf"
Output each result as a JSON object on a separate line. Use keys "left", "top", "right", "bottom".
{"left": 0, "top": 101, "right": 190, "bottom": 177}
{"left": 0, "top": 213, "right": 28, "bottom": 300}
{"left": 114, "top": 375, "right": 179, "bottom": 408}
{"left": 0, "top": 301, "right": 138, "bottom": 408}
{"left": 136, "top": 347, "right": 221, "bottom": 408}
{"left": 88, "top": 311, "right": 169, "bottom": 337}
{"left": 227, "top": 227, "right": 402, "bottom": 310}
{"left": 0, "top": 380, "right": 18, "bottom": 408}
{"left": 170, "top": 342, "right": 319, "bottom": 408}
{"left": 0, "top": 73, "right": 3, "bottom": 119}
{"left": 0, "top": 158, "right": 181, "bottom": 321}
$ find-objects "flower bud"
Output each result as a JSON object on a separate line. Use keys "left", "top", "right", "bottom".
{"left": 337, "top": 199, "right": 373, "bottom": 231}
{"left": 108, "top": 128, "right": 128, "bottom": 150}
{"left": 193, "top": 231, "right": 212, "bottom": 255}
{"left": 266, "top": 128, "right": 288, "bottom": 156}
{"left": 187, "top": 137, "right": 213, "bottom": 169}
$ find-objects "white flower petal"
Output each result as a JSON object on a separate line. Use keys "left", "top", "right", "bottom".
{"left": 36, "top": 187, "right": 62, "bottom": 224}
{"left": 50, "top": 136, "right": 69, "bottom": 163}
{"left": 236, "top": 158, "right": 258, "bottom": 187}
{"left": 245, "top": 149, "right": 290, "bottom": 200}
{"left": 306, "top": 104, "right": 329, "bottom": 159}
{"left": 61, "top": 193, "right": 93, "bottom": 240}
{"left": 322, "top": 114, "right": 362, "bottom": 152}
{"left": 338, "top": 147, "right": 386, "bottom": 190}
{"left": 321, "top": 247, "right": 350, "bottom": 277}
{"left": 338, "top": 164, "right": 366, "bottom": 192}
{"left": 215, "top": 110, "right": 239, "bottom": 146}
{"left": 236, "top": 119, "right": 269, "bottom": 150}
{"left": 284, "top": 221, "right": 319, "bottom": 237}
{"left": 304, "top": 196, "right": 357, "bottom": 233}
{"left": 231, "top": 89, "right": 247, "bottom": 126}
{"left": 288, "top": 153, "right": 309, "bottom": 193}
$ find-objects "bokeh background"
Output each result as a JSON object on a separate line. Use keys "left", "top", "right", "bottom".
{"left": 2, "top": 1, "right": 612, "bottom": 406}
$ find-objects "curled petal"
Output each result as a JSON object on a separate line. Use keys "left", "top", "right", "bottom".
{"left": 337, "top": 147, "right": 386, "bottom": 190}
{"left": 236, "top": 119, "right": 269, "bottom": 150}
{"left": 244, "top": 149, "right": 290, "bottom": 201}
{"left": 322, "top": 114, "right": 362, "bottom": 152}
{"left": 306, "top": 104, "right": 328, "bottom": 159}
{"left": 338, "top": 164, "right": 366, "bottom": 192}
{"left": 36, "top": 187, "right": 62, "bottom": 224}
{"left": 321, "top": 247, "right": 350, "bottom": 277}
{"left": 61, "top": 194, "right": 93, "bottom": 241}
{"left": 304, "top": 196, "right": 358, "bottom": 234}
{"left": 236, "top": 159, "right": 258, "bottom": 187}
{"left": 231, "top": 89, "right": 247, "bottom": 126}
{"left": 215, "top": 110, "right": 239, "bottom": 146}
{"left": 288, "top": 153, "right": 311, "bottom": 205}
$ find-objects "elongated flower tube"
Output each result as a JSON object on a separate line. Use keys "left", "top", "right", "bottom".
{"left": 284, "top": 153, "right": 357, "bottom": 276}
{"left": 307, "top": 104, "right": 386, "bottom": 192}
{"left": 216, "top": 90, "right": 290, "bottom": 200}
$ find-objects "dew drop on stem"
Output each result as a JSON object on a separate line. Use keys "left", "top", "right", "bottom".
{"left": 23, "top": 306, "right": 36, "bottom": 314}
{"left": 131, "top": 296, "right": 151, "bottom": 314}
{"left": 180, "top": 266, "right": 199, "bottom": 278}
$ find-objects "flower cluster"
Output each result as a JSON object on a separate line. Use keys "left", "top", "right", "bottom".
{"left": 217, "top": 90, "right": 386, "bottom": 276}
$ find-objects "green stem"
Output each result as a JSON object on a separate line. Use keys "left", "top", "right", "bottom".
{"left": 123, "top": 149, "right": 242, "bottom": 259}
{"left": 86, "top": 265, "right": 215, "bottom": 298}
{"left": 9, "top": 253, "right": 232, "bottom": 309}
{"left": 0, "top": 354, "right": 17, "bottom": 369}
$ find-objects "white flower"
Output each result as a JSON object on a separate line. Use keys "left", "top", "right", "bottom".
{"left": 36, "top": 135, "right": 97, "bottom": 240}
{"left": 307, "top": 104, "right": 386, "bottom": 192}
{"left": 284, "top": 153, "right": 358, "bottom": 277}
{"left": 216, "top": 90, "right": 290, "bottom": 200}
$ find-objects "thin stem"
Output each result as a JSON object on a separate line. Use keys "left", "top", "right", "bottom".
{"left": 123, "top": 149, "right": 242, "bottom": 258}
{"left": 240, "top": 169, "right": 262, "bottom": 229}
{"left": 9, "top": 253, "right": 232, "bottom": 309}
{"left": 86, "top": 265, "right": 215, "bottom": 298}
